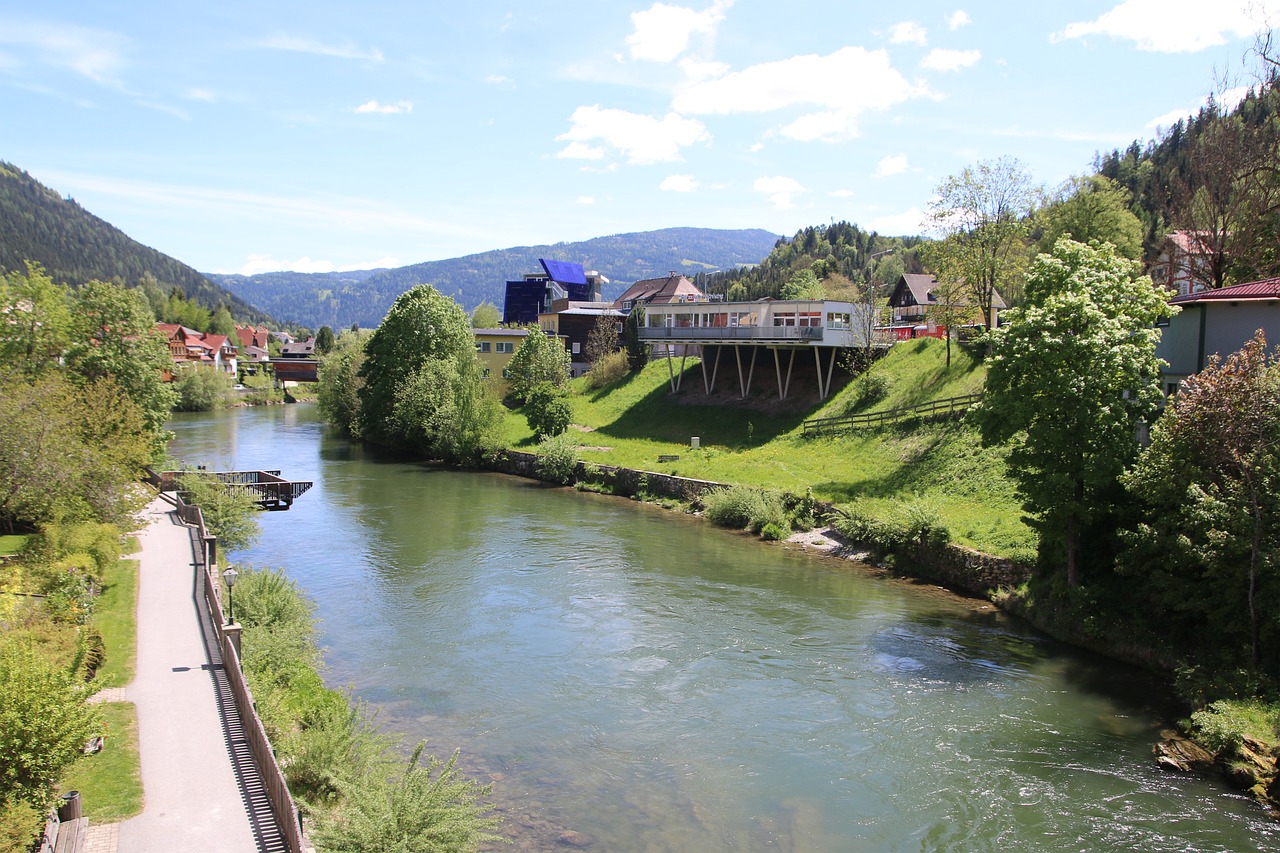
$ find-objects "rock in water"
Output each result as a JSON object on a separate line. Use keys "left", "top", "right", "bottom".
{"left": 1154, "top": 729, "right": 1215, "bottom": 773}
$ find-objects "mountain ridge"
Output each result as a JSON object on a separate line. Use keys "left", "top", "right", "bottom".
{"left": 206, "top": 226, "right": 781, "bottom": 330}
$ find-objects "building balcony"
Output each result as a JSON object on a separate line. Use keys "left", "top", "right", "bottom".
{"left": 638, "top": 325, "right": 825, "bottom": 342}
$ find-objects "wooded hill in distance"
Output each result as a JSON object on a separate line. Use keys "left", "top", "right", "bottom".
{"left": 206, "top": 227, "right": 780, "bottom": 330}
{"left": 0, "top": 162, "right": 272, "bottom": 325}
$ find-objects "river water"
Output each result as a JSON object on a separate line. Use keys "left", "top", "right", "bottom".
{"left": 169, "top": 404, "right": 1278, "bottom": 852}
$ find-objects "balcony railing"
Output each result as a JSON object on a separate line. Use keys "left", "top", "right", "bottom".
{"left": 639, "top": 325, "right": 824, "bottom": 342}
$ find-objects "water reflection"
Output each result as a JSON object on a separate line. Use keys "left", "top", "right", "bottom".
{"left": 169, "top": 406, "right": 1278, "bottom": 853}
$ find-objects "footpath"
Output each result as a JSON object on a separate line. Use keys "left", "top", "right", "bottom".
{"left": 88, "top": 496, "right": 276, "bottom": 852}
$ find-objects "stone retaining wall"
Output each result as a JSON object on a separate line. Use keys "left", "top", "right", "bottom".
{"left": 490, "top": 450, "right": 727, "bottom": 502}
{"left": 900, "top": 542, "right": 1032, "bottom": 597}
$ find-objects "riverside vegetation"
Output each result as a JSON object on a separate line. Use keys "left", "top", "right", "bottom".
{"left": 315, "top": 241, "right": 1280, "bottom": 816}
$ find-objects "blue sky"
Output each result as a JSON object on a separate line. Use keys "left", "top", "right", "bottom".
{"left": 0, "top": 1, "right": 1271, "bottom": 276}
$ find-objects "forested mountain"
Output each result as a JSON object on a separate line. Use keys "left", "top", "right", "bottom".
{"left": 207, "top": 227, "right": 779, "bottom": 330}
{"left": 1095, "top": 80, "right": 1280, "bottom": 287}
{"left": 0, "top": 162, "right": 271, "bottom": 324}
{"left": 696, "top": 221, "right": 926, "bottom": 299}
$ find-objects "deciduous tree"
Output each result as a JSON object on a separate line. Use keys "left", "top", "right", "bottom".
{"left": 974, "top": 238, "right": 1171, "bottom": 586}
{"left": 1036, "top": 174, "right": 1144, "bottom": 260}
{"left": 357, "top": 284, "right": 473, "bottom": 444}
{"left": 0, "top": 262, "right": 70, "bottom": 377}
{"left": 928, "top": 157, "right": 1037, "bottom": 324}
{"left": 505, "top": 327, "right": 570, "bottom": 403}
{"left": 1122, "top": 331, "right": 1280, "bottom": 667}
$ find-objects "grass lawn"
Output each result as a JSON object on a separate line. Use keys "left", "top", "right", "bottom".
{"left": 60, "top": 702, "right": 143, "bottom": 823}
{"left": 92, "top": 557, "right": 139, "bottom": 689}
{"left": 510, "top": 338, "right": 1034, "bottom": 559}
{"left": 0, "top": 533, "right": 29, "bottom": 557}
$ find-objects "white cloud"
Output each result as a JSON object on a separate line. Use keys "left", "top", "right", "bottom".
{"left": 869, "top": 207, "right": 926, "bottom": 235}
{"left": 183, "top": 87, "right": 217, "bottom": 102}
{"left": 577, "top": 196, "right": 596, "bottom": 205}
{"left": 948, "top": 10, "right": 972, "bottom": 31}
{"left": 920, "top": 48, "right": 980, "bottom": 71}
{"left": 627, "top": 1, "right": 733, "bottom": 62}
{"left": 355, "top": 99, "right": 413, "bottom": 114}
{"left": 557, "top": 141, "right": 606, "bottom": 160}
{"left": 485, "top": 74, "right": 513, "bottom": 85}
{"left": 0, "top": 20, "right": 128, "bottom": 86}
{"left": 1054, "top": 1, "right": 1258, "bottom": 53}
{"left": 875, "top": 154, "right": 910, "bottom": 176}
{"left": 660, "top": 174, "right": 699, "bottom": 192}
{"left": 1144, "top": 86, "right": 1253, "bottom": 131}
{"left": 888, "top": 22, "right": 928, "bottom": 45}
{"left": 754, "top": 175, "right": 805, "bottom": 209}
{"left": 672, "top": 46, "right": 928, "bottom": 142}
{"left": 258, "top": 35, "right": 384, "bottom": 62}
{"left": 556, "top": 105, "right": 709, "bottom": 164}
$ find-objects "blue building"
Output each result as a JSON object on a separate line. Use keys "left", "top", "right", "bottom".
{"left": 502, "top": 258, "right": 607, "bottom": 325}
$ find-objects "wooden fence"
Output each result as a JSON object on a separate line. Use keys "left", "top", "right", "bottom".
{"left": 802, "top": 392, "right": 983, "bottom": 437}
{"left": 171, "top": 490, "right": 306, "bottom": 853}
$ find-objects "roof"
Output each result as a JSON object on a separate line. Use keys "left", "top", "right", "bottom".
{"left": 1170, "top": 277, "right": 1280, "bottom": 304}
{"left": 890, "top": 273, "right": 1007, "bottom": 310}
{"left": 539, "top": 258, "right": 588, "bottom": 285}
{"left": 612, "top": 273, "right": 704, "bottom": 308}
{"left": 1166, "top": 229, "right": 1215, "bottom": 255}
{"left": 473, "top": 328, "right": 530, "bottom": 337}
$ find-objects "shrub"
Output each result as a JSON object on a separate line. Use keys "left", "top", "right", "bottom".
{"left": 703, "top": 485, "right": 766, "bottom": 530}
{"left": 524, "top": 382, "right": 572, "bottom": 440}
{"left": 535, "top": 433, "right": 578, "bottom": 485}
{"left": 0, "top": 640, "right": 101, "bottom": 813}
{"left": 834, "top": 496, "right": 948, "bottom": 554}
{"left": 1188, "top": 700, "right": 1280, "bottom": 755}
{"left": 311, "top": 742, "right": 501, "bottom": 853}
{"left": 586, "top": 350, "right": 629, "bottom": 389}
{"left": 172, "top": 363, "right": 234, "bottom": 411}
{"left": 760, "top": 522, "right": 789, "bottom": 541}
{"left": 179, "top": 472, "right": 261, "bottom": 552}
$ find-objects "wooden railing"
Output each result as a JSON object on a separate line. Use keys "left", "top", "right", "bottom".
{"left": 802, "top": 393, "right": 983, "bottom": 437}
{"left": 171, "top": 490, "right": 305, "bottom": 853}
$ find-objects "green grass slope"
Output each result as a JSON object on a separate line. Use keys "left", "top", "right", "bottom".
{"left": 506, "top": 338, "right": 1033, "bottom": 558}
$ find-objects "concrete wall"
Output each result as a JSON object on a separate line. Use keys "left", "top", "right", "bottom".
{"left": 1157, "top": 301, "right": 1280, "bottom": 384}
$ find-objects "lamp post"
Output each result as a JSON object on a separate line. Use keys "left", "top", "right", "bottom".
{"left": 222, "top": 567, "right": 238, "bottom": 625}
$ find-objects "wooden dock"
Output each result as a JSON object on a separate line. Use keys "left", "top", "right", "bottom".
{"left": 155, "top": 469, "right": 313, "bottom": 511}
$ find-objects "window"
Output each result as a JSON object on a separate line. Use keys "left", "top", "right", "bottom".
{"left": 496, "top": 342, "right": 514, "bottom": 354}
{"left": 476, "top": 341, "right": 492, "bottom": 353}
{"left": 481, "top": 368, "right": 491, "bottom": 378}
{"left": 572, "top": 342, "right": 581, "bottom": 354}
{"left": 826, "top": 312, "right": 851, "bottom": 330}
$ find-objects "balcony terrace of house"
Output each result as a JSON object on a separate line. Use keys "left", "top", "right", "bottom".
{"left": 637, "top": 299, "right": 877, "bottom": 349}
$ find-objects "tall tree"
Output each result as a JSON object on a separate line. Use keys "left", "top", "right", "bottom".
{"left": 317, "top": 330, "right": 371, "bottom": 437}
{"left": 469, "top": 302, "right": 501, "bottom": 329}
{"left": 1036, "top": 174, "right": 1144, "bottom": 260}
{"left": 357, "top": 284, "right": 473, "bottom": 444}
{"left": 1122, "top": 331, "right": 1280, "bottom": 667}
{"left": 624, "top": 306, "right": 651, "bottom": 372}
{"left": 65, "top": 280, "right": 176, "bottom": 449}
{"left": 314, "top": 325, "right": 336, "bottom": 355}
{"left": 928, "top": 157, "right": 1038, "bottom": 324}
{"left": 505, "top": 327, "right": 570, "bottom": 403}
{"left": 974, "top": 238, "right": 1171, "bottom": 586}
{"left": 584, "top": 313, "right": 619, "bottom": 366}
{"left": 0, "top": 262, "right": 70, "bottom": 377}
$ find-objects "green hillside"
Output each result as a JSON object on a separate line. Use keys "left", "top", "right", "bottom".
{"left": 505, "top": 337, "right": 1030, "bottom": 558}
{"left": 207, "top": 227, "right": 780, "bottom": 330}
{"left": 0, "top": 162, "right": 271, "bottom": 324}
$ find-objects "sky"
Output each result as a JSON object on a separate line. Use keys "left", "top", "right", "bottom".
{"left": 0, "top": 1, "right": 1273, "bottom": 276}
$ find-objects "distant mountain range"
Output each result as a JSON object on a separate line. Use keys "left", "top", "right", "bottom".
{"left": 0, "top": 162, "right": 272, "bottom": 325}
{"left": 205, "top": 227, "right": 781, "bottom": 330}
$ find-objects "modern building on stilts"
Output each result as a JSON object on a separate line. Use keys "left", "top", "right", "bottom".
{"left": 636, "top": 299, "right": 887, "bottom": 401}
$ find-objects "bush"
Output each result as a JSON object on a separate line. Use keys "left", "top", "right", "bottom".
{"left": 535, "top": 433, "right": 578, "bottom": 485}
{"left": 760, "top": 522, "right": 789, "bottom": 541}
{"left": 1188, "top": 700, "right": 1280, "bottom": 755}
{"left": 172, "top": 364, "right": 234, "bottom": 411}
{"left": 524, "top": 382, "right": 572, "bottom": 440}
{"left": 586, "top": 350, "right": 629, "bottom": 390}
{"left": 834, "top": 496, "right": 949, "bottom": 554}
{"left": 179, "top": 472, "right": 261, "bottom": 552}
{"left": 703, "top": 485, "right": 788, "bottom": 536}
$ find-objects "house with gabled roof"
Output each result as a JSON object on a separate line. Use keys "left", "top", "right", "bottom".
{"left": 1149, "top": 229, "right": 1216, "bottom": 297}
{"left": 888, "top": 273, "right": 1004, "bottom": 329}
{"left": 612, "top": 272, "right": 705, "bottom": 312}
{"left": 1156, "top": 276, "right": 1280, "bottom": 393}
{"left": 156, "top": 323, "right": 238, "bottom": 378}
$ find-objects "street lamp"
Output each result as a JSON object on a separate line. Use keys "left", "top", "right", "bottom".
{"left": 222, "top": 567, "right": 239, "bottom": 625}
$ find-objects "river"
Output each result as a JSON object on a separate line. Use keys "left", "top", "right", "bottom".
{"left": 169, "top": 404, "right": 1278, "bottom": 852}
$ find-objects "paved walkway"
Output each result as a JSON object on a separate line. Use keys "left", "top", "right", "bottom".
{"left": 114, "top": 497, "right": 281, "bottom": 852}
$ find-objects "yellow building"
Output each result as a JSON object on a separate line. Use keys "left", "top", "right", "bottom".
{"left": 472, "top": 328, "right": 529, "bottom": 395}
